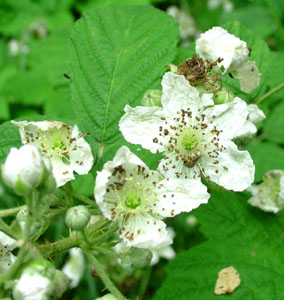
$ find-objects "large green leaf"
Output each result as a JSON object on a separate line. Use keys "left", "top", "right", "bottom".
{"left": 70, "top": 5, "right": 178, "bottom": 170}
{"left": 153, "top": 189, "right": 284, "bottom": 300}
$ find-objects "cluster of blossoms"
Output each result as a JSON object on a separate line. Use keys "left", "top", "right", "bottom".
{"left": 0, "top": 25, "right": 271, "bottom": 299}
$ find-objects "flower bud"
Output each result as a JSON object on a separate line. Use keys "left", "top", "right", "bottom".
{"left": 65, "top": 205, "right": 91, "bottom": 231}
{"left": 141, "top": 90, "right": 162, "bottom": 107}
{"left": 13, "top": 259, "right": 56, "bottom": 300}
{"left": 1, "top": 145, "right": 50, "bottom": 196}
{"left": 213, "top": 87, "right": 234, "bottom": 104}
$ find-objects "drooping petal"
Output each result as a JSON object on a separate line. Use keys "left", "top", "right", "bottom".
{"left": 121, "top": 214, "right": 172, "bottom": 249}
{"left": 231, "top": 60, "right": 261, "bottom": 93}
{"left": 233, "top": 120, "right": 257, "bottom": 139}
{"left": 205, "top": 97, "right": 248, "bottom": 140}
{"left": 247, "top": 104, "right": 265, "bottom": 123}
{"left": 119, "top": 105, "right": 167, "bottom": 153}
{"left": 161, "top": 72, "right": 202, "bottom": 113}
{"left": 200, "top": 140, "right": 255, "bottom": 191}
{"left": 153, "top": 178, "right": 209, "bottom": 217}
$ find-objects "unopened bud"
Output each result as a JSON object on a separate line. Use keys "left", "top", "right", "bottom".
{"left": 213, "top": 87, "right": 234, "bottom": 104}
{"left": 13, "top": 259, "right": 55, "bottom": 300}
{"left": 65, "top": 206, "right": 91, "bottom": 231}
{"left": 1, "top": 145, "right": 50, "bottom": 196}
{"left": 141, "top": 90, "right": 162, "bottom": 107}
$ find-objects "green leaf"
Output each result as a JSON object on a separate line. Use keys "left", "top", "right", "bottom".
{"left": 0, "top": 123, "right": 21, "bottom": 162}
{"left": 154, "top": 189, "right": 284, "bottom": 300}
{"left": 70, "top": 5, "right": 178, "bottom": 170}
{"left": 221, "top": 22, "right": 270, "bottom": 102}
{"left": 247, "top": 142, "right": 284, "bottom": 182}
{"left": 219, "top": 6, "right": 276, "bottom": 39}
{"left": 264, "top": 101, "right": 284, "bottom": 143}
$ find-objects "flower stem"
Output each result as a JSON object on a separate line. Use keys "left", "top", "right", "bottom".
{"left": 84, "top": 249, "right": 126, "bottom": 300}
{"left": 256, "top": 81, "right": 284, "bottom": 104}
{"left": 0, "top": 206, "right": 25, "bottom": 218}
{"left": 72, "top": 190, "right": 98, "bottom": 207}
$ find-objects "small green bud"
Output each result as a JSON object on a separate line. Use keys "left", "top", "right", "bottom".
{"left": 65, "top": 205, "right": 91, "bottom": 231}
{"left": 121, "top": 248, "right": 152, "bottom": 272}
{"left": 141, "top": 90, "right": 162, "bottom": 107}
{"left": 213, "top": 87, "right": 234, "bottom": 104}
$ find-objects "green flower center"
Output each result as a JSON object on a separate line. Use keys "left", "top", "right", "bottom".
{"left": 124, "top": 193, "right": 142, "bottom": 209}
{"left": 52, "top": 138, "right": 65, "bottom": 150}
{"left": 182, "top": 135, "right": 198, "bottom": 151}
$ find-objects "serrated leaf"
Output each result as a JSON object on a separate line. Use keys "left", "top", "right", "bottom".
{"left": 247, "top": 142, "right": 284, "bottom": 182}
{"left": 0, "top": 123, "right": 21, "bottom": 162}
{"left": 70, "top": 5, "right": 178, "bottom": 170}
{"left": 153, "top": 190, "right": 284, "bottom": 300}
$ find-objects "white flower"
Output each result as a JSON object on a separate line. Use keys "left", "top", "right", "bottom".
{"left": 151, "top": 227, "right": 176, "bottom": 265}
{"left": 95, "top": 146, "right": 209, "bottom": 249}
{"left": 62, "top": 248, "right": 85, "bottom": 288}
{"left": 8, "top": 40, "right": 29, "bottom": 56}
{"left": 195, "top": 27, "right": 261, "bottom": 93}
{"left": 0, "top": 231, "right": 17, "bottom": 273}
{"left": 196, "top": 26, "right": 249, "bottom": 73}
{"left": 167, "top": 6, "right": 197, "bottom": 40}
{"left": 119, "top": 72, "right": 255, "bottom": 192}
{"left": 248, "top": 170, "right": 284, "bottom": 213}
{"left": 1, "top": 145, "right": 49, "bottom": 195}
{"left": 13, "top": 273, "right": 53, "bottom": 300}
{"left": 12, "top": 121, "right": 94, "bottom": 187}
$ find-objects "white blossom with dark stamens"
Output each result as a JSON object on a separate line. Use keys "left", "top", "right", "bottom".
{"left": 12, "top": 121, "right": 94, "bottom": 187}
{"left": 95, "top": 146, "right": 209, "bottom": 249}
{"left": 119, "top": 72, "right": 255, "bottom": 191}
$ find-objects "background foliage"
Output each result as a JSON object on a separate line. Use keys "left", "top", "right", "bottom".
{"left": 0, "top": 0, "right": 284, "bottom": 299}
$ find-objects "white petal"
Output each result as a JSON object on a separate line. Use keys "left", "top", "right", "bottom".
{"left": 233, "top": 120, "right": 257, "bottom": 139}
{"left": 122, "top": 214, "right": 172, "bottom": 249}
{"left": 201, "top": 93, "right": 214, "bottom": 107}
{"left": 0, "top": 231, "right": 17, "bottom": 251}
{"left": 196, "top": 26, "right": 249, "bottom": 73}
{"left": 247, "top": 104, "right": 265, "bottom": 123}
{"left": 201, "top": 140, "right": 255, "bottom": 191}
{"left": 158, "top": 152, "right": 201, "bottom": 179}
{"left": 205, "top": 97, "right": 248, "bottom": 140}
{"left": 153, "top": 178, "right": 209, "bottom": 217}
{"left": 231, "top": 61, "right": 261, "bottom": 93}
{"left": 119, "top": 105, "right": 166, "bottom": 153}
{"left": 161, "top": 72, "right": 202, "bottom": 113}
{"left": 95, "top": 146, "right": 149, "bottom": 219}
{"left": 62, "top": 248, "right": 84, "bottom": 289}
{"left": 51, "top": 158, "right": 75, "bottom": 187}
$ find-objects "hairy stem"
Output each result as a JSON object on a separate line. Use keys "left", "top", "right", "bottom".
{"left": 84, "top": 249, "right": 126, "bottom": 300}
{"left": 0, "top": 206, "right": 25, "bottom": 218}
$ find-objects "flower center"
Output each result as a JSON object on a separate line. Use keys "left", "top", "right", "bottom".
{"left": 124, "top": 192, "right": 142, "bottom": 209}
{"left": 182, "top": 135, "right": 198, "bottom": 151}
